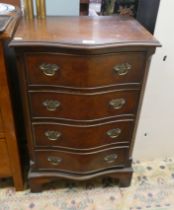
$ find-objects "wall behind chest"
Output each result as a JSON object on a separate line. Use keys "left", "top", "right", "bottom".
{"left": 133, "top": 0, "right": 174, "bottom": 160}
{"left": 32, "top": 0, "right": 80, "bottom": 16}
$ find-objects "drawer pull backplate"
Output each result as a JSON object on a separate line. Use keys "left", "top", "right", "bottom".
{"left": 109, "top": 98, "right": 126, "bottom": 110}
{"left": 47, "top": 156, "right": 62, "bottom": 166}
{"left": 45, "top": 131, "right": 62, "bottom": 141}
{"left": 40, "top": 63, "right": 59, "bottom": 76}
{"left": 104, "top": 154, "right": 118, "bottom": 164}
{"left": 107, "top": 128, "right": 122, "bottom": 139}
{"left": 43, "top": 100, "right": 60, "bottom": 111}
{"left": 113, "top": 63, "right": 131, "bottom": 76}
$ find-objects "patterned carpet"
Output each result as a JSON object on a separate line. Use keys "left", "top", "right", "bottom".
{"left": 0, "top": 157, "right": 174, "bottom": 210}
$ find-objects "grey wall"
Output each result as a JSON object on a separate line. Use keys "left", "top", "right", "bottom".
{"left": 32, "top": 0, "right": 79, "bottom": 16}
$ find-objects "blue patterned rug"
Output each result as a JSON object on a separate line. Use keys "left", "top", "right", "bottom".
{"left": 0, "top": 157, "right": 174, "bottom": 210}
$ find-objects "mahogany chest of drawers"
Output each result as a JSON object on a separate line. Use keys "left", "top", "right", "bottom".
{"left": 10, "top": 16, "right": 160, "bottom": 192}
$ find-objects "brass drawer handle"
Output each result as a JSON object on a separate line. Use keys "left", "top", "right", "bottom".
{"left": 107, "top": 128, "right": 122, "bottom": 139}
{"left": 43, "top": 100, "right": 60, "bottom": 111}
{"left": 47, "top": 156, "right": 62, "bottom": 166}
{"left": 44, "top": 131, "right": 62, "bottom": 141}
{"left": 109, "top": 98, "right": 126, "bottom": 110}
{"left": 104, "top": 154, "right": 118, "bottom": 164}
{"left": 113, "top": 63, "right": 131, "bottom": 76}
{"left": 40, "top": 63, "right": 59, "bottom": 76}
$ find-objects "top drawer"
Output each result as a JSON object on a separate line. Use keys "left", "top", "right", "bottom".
{"left": 24, "top": 52, "right": 146, "bottom": 88}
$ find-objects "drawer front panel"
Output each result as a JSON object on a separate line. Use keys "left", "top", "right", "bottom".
{"left": 30, "top": 90, "right": 140, "bottom": 120}
{"left": 33, "top": 120, "right": 134, "bottom": 149}
{"left": 35, "top": 147, "right": 129, "bottom": 173}
{"left": 25, "top": 52, "right": 146, "bottom": 87}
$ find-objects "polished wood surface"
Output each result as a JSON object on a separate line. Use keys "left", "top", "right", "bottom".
{"left": 35, "top": 146, "right": 129, "bottom": 173}
{"left": 0, "top": 9, "right": 23, "bottom": 190}
{"left": 30, "top": 89, "right": 140, "bottom": 120}
{"left": 25, "top": 52, "right": 146, "bottom": 88}
{"left": 33, "top": 119, "right": 134, "bottom": 150}
{"left": 0, "top": 140, "right": 11, "bottom": 176}
{"left": 0, "top": 110, "right": 4, "bottom": 137}
{"left": 11, "top": 16, "right": 159, "bottom": 192}
{"left": 11, "top": 16, "right": 160, "bottom": 48}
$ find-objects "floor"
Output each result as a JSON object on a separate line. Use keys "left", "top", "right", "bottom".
{"left": 0, "top": 156, "right": 174, "bottom": 210}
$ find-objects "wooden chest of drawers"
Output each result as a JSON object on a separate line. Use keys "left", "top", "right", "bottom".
{"left": 10, "top": 16, "right": 160, "bottom": 192}
{"left": 0, "top": 9, "right": 23, "bottom": 190}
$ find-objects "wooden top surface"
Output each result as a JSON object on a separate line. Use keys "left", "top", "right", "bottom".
{"left": 10, "top": 16, "right": 160, "bottom": 49}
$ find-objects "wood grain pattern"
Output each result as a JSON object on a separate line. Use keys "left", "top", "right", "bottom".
{"left": 0, "top": 140, "right": 11, "bottom": 177}
{"left": 29, "top": 89, "right": 140, "bottom": 121}
{"left": 34, "top": 146, "right": 129, "bottom": 173}
{"left": 0, "top": 109, "right": 4, "bottom": 137}
{"left": 25, "top": 52, "right": 146, "bottom": 88}
{"left": 11, "top": 16, "right": 159, "bottom": 192}
{"left": 32, "top": 119, "right": 134, "bottom": 150}
{"left": 0, "top": 9, "right": 23, "bottom": 190}
{"left": 10, "top": 16, "right": 160, "bottom": 48}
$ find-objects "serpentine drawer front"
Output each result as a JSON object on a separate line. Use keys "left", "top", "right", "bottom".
{"left": 29, "top": 89, "right": 140, "bottom": 120}
{"left": 25, "top": 52, "right": 146, "bottom": 87}
{"left": 10, "top": 16, "right": 160, "bottom": 192}
{"left": 32, "top": 119, "right": 134, "bottom": 150}
{"left": 34, "top": 147, "right": 129, "bottom": 173}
